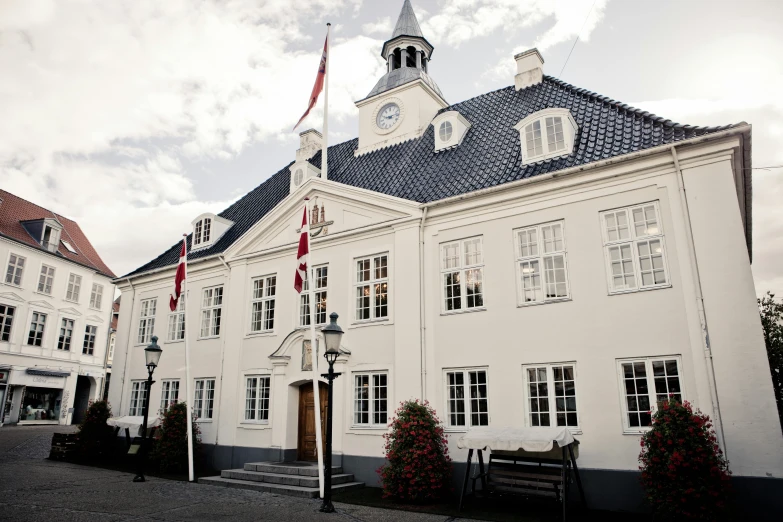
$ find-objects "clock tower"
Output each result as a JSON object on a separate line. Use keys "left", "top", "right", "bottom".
{"left": 355, "top": 0, "right": 448, "bottom": 156}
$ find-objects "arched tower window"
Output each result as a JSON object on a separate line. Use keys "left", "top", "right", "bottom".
{"left": 406, "top": 46, "right": 417, "bottom": 68}
{"left": 392, "top": 48, "right": 402, "bottom": 70}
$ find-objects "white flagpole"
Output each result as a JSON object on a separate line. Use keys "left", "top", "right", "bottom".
{"left": 182, "top": 234, "right": 195, "bottom": 482}
{"left": 322, "top": 23, "right": 330, "bottom": 181}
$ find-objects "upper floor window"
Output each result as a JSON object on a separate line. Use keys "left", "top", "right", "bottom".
{"left": 200, "top": 286, "right": 223, "bottom": 338}
{"left": 137, "top": 298, "right": 156, "bottom": 345}
{"left": 600, "top": 202, "right": 669, "bottom": 294}
{"left": 58, "top": 318, "right": 74, "bottom": 351}
{"left": 167, "top": 299, "right": 185, "bottom": 342}
{"left": 300, "top": 266, "right": 327, "bottom": 327}
{"left": 355, "top": 254, "right": 389, "bottom": 322}
{"left": 194, "top": 217, "right": 211, "bottom": 247}
{"left": 89, "top": 283, "right": 104, "bottom": 310}
{"left": 192, "top": 213, "right": 232, "bottom": 251}
{"left": 41, "top": 224, "right": 60, "bottom": 252}
{"left": 0, "top": 304, "right": 15, "bottom": 342}
{"left": 66, "top": 273, "right": 82, "bottom": 302}
{"left": 515, "top": 221, "right": 569, "bottom": 305}
{"left": 28, "top": 312, "right": 46, "bottom": 346}
{"left": 441, "top": 237, "right": 484, "bottom": 312}
{"left": 514, "top": 109, "right": 578, "bottom": 165}
{"left": 431, "top": 111, "right": 472, "bottom": 153}
{"left": 250, "top": 276, "right": 276, "bottom": 333}
{"left": 108, "top": 334, "right": 115, "bottom": 360}
{"left": 5, "top": 253, "right": 25, "bottom": 286}
{"left": 83, "top": 325, "right": 97, "bottom": 355}
{"left": 38, "top": 265, "right": 55, "bottom": 294}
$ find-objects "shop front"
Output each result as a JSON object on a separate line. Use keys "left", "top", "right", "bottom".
{"left": 7, "top": 369, "right": 71, "bottom": 425}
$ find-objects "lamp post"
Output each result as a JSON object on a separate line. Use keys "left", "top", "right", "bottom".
{"left": 133, "top": 335, "right": 162, "bottom": 483}
{"left": 319, "top": 312, "right": 344, "bottom": 513}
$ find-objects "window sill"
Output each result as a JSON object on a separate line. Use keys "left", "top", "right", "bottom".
{"left": 195, "top": 419, "right": 213, "bottom": 424}
{"left": 349, "top": 318, "right": 391, "bottom": 328}
{"left": 444, "top": 427, "right": 469, "bottom": 434}
{"left": 239, "top": 421, "right": 270, "bottom": 429}
{"left": 165, "top": 339, "right": 184, "bottom": 344}
{"left": 608, "top": 284, "right": 671, "bottom": 296}
{"left": 64, "top": 299, "right": 80, "bottom": 305}
{"left": 88, "top": 307, "right": 102, "bottom": 312}
{"left": 197, "top": 335, "right": 221, "bottom": 341}
{"left": 245, "top": 331, "right": 276, "bottom": 338}
{"left": 295, "top": 325, "right": 325, "bottom": 331}
{"left": 1, "top": 282, "right": 22, "bottom": 289}
{"left": 350, "top": 425, "right": 388, "bottom": 432}
{"left": 440, "top": 307, "right": 487, "bottom": 317}
{"left": 517, "top": 297, "right": 572, "bottom": 308}
{"left": 622, "top": 429, "right": 650, "bottom": 435}
{"left": 33, "top": 291, "right": 53, "bottom": 298}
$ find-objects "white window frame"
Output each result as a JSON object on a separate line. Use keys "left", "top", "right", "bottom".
{"left": 352, "top": 371, "right": 389, "bottom": 428}
{"left": 37, "top": 264, "right": 55, "bottom": 295}
{"left": 108, "top": 334, "right": 115, "bottom": 360}
{"left": 616, "top": 356, "right": 684, "bottom": 434}
{"left": 243, "top": 375, "right": 271, "bottom": 424}
{"left": 300, "top": 265, "right": 327, "bottom": 327}
{"left": 129, "top": 380, "right": 147, "bottom": 416}
{"left": 82, "top": 324, "right": 97, "bottom": 355}
{"left": 5, "top": 253, "right": 26, "bottom": 287}
{"left": 600, "top": 202, "right": 670, "bottom": 294}
{"left": 28, "top": 312, "right": 47, "bottom": 347}
{"left": 65, "top": 273, "right": 82, "bottom": 302}
{"left": 160, "top": 380, "right": 180, "bottom": 411}
{"left": 522, "top": 362, "right": 580, "bottom": 432}
{"left": 89, "top": 283, "right": 104, "bottom": 310}
{"left": 514, "top": 221, "right": 570, "bottom": 305}
{"left": 0, "top": 303, "right": 16, "bottom": 343}
{"left": 193, "top": 217, "right": 213, "bottom": 248}
{"left": 249, "top": 275, "right": 276, "bottom": 333}
{"left": 167, "top": 298, "right": 185, "bottom": 342}
{"left": 137, "top": 298, "right": 156, "bottom": 345}
{"left": 57, "top": 318, "right": 75, "bottom": 351}
{"left": 193, "top": 378, "right": 215, "bottom": 421}
{"left": 443, "top": 368, "right": 490, "bottom": 431}
{"left": 354, "top": 253, "right": 389, "bottom": 323}
{"left": 440, "top": 237, "right": 485, "bottom": 313}
{"left": 514, "top": 108, "right": 578, "bottom": 164}
{"left": 200, "top": 286, "right": 223, "bottom": 339}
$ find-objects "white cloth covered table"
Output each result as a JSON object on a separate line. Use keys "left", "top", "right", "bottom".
{"left": 107, "top": 415, "right": 161, "bottom": 437}
{"left": 457, "top": 426, "right": 575, "bottom": 453}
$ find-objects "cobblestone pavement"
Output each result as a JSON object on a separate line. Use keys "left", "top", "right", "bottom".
{"left": 0, "top": 425, "right": 482, "bottom": 522}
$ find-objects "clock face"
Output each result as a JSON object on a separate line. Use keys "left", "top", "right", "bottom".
{"left": 376, "top": 103, "right": 401, "bottom": 130}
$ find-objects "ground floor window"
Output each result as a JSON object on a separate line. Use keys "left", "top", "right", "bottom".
{"left": 244, "top": 376, "right": 270, "bottom": 422}
{"left": 523, "top": 363, "right": 579, "bottom": 429}
{"left": 194, "top": 378, "right": 215, "bottom": 420}
{"left": 20, "top": 387, "right": 62, "bottom": 421}
{"left": 129, "top": 381, "right": 147, "bottom": 416}
{"left": 160, "top": 380, "right": 180, "bottom": 411}
{"left": 618, "top": 356, "right": 682, "bottom": 432}
{"left": 353, "top": 372, "right": 388, "bottom": 426}
{"left": 445, "top": 368, "right": 489, "bottom": 428}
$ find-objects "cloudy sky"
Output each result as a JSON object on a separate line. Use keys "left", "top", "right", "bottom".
{"left": 2, "top": 0, "right": 782, "bottom": 295}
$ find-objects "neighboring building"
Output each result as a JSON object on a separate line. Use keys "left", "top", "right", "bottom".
{"left": 108, "top": 1, "right": 782, "bottom": 510}
{"left": 0, "top": 190, "right": 116, "bottom": 426}
{"left": 102, "top": 297, "right": 120, "bottom": 401}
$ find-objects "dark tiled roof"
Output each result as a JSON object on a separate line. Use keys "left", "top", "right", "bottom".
{"left": 123, "top": 76, "right": 736, "bottom": 278}
{"left": 0, "top": 190, "right": 116, "bottom": 278}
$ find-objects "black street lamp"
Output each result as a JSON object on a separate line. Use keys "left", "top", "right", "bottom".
{"left": 133, "top": 335, "right": 162, "bottom": 483}
{"left": 319, "top": 312, "right": 344, "bottom": 513}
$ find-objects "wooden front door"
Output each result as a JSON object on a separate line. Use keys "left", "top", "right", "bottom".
{"left": 297, "top": 382, "right": 328, "bottom": 461}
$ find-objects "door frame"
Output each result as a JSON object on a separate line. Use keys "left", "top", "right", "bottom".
{"left": 296, "top": 381, "right": 328, "bottom": 461}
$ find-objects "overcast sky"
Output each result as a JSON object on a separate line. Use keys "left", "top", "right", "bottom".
{"left": 2, "top": 0, "right": 782, "bottom": 295}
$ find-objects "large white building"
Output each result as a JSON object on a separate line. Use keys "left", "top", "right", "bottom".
{"left": 0, "top": 190, "right": 116, "bottom": 426}
{"left": 108, "top": 1, "right": 782, "bottom": 511}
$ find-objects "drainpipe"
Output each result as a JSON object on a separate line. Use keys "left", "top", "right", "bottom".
{"left": 670, "top": 145, "right": 726, "bottom": 456}
{"left": 212, "top": 255, "right": 231, "bottom": 451}
{"left": 418, "top": 207, "right": 429, "bottom": 400}
{"left": 118, "top": 277, "right": 136, "bottom": 415}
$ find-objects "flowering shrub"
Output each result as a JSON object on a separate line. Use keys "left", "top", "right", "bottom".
{"left": 76, "top": 400, "right": 114, "bottom": 457}
{"left": 639, "top": 399, "right": 731, "bottom": 520}
{"left": 377, "top": 400, "right": 452, "bottom": 502}
{"left": 151, "top": 402, "right": 201, "bottom": 474}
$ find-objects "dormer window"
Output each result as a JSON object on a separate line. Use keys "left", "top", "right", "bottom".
{"left": 431, "top": 111, "right": 471, "bottom": 153}
{"left": 21, "top": 218, "right": 63, "bottom": 253}
{"left": 194, "top": 217, "right": 211, "bottom": 246}
{"left": 191, "top": 213, "right": 233, "bottom": 251}
{"left": 514, "top": 108, "right": 578, "bottom": 165}
{"left": 439, "top": 121, "right": 452, "bottom": 141}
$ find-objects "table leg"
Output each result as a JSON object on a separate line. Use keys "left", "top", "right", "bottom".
{"left": 561, "top": 446, "right": 567, "bottom": 522}
{"left": 477, "top": 449, "right": 486, "bottom": 492}
{"left": 125, "top": 428, "right": 131, "bottom": 450}
{"left": 568, "top": 444, "right": 587, "bottom": 507}
{"left": 459, "top": 449, "right": 473, "bottom": 512}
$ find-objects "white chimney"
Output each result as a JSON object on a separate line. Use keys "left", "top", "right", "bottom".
{"left": 296, "top": 129, "right": 323, "bottom": 162}
{"left": 514, "top": 48, "right": 544, "bottom": 90}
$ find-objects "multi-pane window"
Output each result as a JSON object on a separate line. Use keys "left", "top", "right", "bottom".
{"left": 515, "top": 221, "right": 569, "bottom": 304}
{"left": 5, "top": 254, "right": 25, "bottom": 286}
{"left": 619, "top": 357, "right": 682, "bottom": 431}
{"left": 193, "top": 378, "right": 215, "bottom": 420}
{"left": 89, "top": 283, "right": 104, "bottom": 309}
{"left": 300, "top": 266, "right": 327, "bottom": 326}
{"left": 82, "top": 325, "right": 97, "bottom": 355}
{"left": 129, "top": 381, "right": 147, "bottom": 416}
{"left": 108, "top": 335, "right": 115, "bottom": 360}
{"left": 137, "top": 299, "right": 156, "bottom": 344}
{"left": 250, "top": 276, "right": 276, "bottom": 332}
{"left": 353, "top": 373, "right": 388, "bottom": 426}
{"left": 38, "top": 265, "right": 55, "bottom": 294}
{"left": 167, "top": 298, "right": 185, "bottom": 341}
{"left": 355, "top": 254, "right": 389, "bottom": 321}
{"left": 28, "top": 312, "right": 46, "bottom": 346}
{"left": 0, "top": 304, "right": 15, "bottom": 342}
{"left": 601, "top": 203, "right": 668, "bottom": 293}
{"left": 445, "top": 369, "right": 489, "bottom": 428}
{"left": 66, "top": 273, "right": 82, "bottom": 302}
{"left": 58, "top": 318, "right": 74, "bottom": 351}
{"left": 200, "top": 286, "right": 223, "bottom": 338}
{"left": 441, "top": 238, "right": 484, "bottom": 312}
{"left": 193, "top": 217, "right": 212, "bottom": 246}
{"left": 523, "top": 363, "right": 579, "bottom": 428}
{"left": 524, "top": 116, "right": 566, "bottom": 159}
{"left": 194, "top": 220, "right": 203, "bottom": 245}
{"left": 244, "top": 376, "right": 271, "bottom": 422}
{"left": 160, "top": 380, "right": 180, "bottom": 411}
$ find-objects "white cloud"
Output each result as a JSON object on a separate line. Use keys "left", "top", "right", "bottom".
{"left": 362, "top": 16, "right": 393, "bottom": 35}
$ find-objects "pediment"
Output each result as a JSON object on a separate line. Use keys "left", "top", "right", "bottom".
{"left": 270, "top": 330, "right": 350, "bottom": 362}
{"left": 58, "top": 307, "right": 82, "bottom": 317}
{"left": 86, "top": 314, "right": 104, "bottom": 323}
{"left": 29, "top": 300, "right": 56, "bottom": 310}
{"left": 229, "top": 179, "right": 420, "bottom": 259}
{"left": 0, "top": 291, "right": 25, "bottom": 303}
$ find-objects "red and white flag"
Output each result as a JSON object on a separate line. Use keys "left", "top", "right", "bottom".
{"left": 294, "top": 206, "right": 309, "bottom": 293}
{"left": 169, "top": 238, "right": 187, "bottom": 311}
{"left": 293, "top": 35, "right": 328, "bottom": 131}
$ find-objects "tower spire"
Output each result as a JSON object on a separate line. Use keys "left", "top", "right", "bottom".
{"left": 391, "top": 0, "right": 423, "bottom": 39}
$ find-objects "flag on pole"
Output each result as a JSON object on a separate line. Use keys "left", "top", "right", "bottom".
{"left": 293, "top": 34, "right": 328, "bottom": 131}
{"left": 294, "top": 206, "right": 309, "bottom": 293}
{"left": 169, "top": 239, "right": 186, "bottom": 311}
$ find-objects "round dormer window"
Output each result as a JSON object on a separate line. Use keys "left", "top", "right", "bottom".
{"left": 439, "top": 121, "right": 453, "bottom": 142}
{"left": 294, "top": 169, "right": 304, "bottom": 186}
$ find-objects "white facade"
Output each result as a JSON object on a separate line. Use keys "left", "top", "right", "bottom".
{"left": 0, "top": 237, "right": 115, "bottom": 426}
{"left": 109, "top": 129, "right": 783, "bottom": 482}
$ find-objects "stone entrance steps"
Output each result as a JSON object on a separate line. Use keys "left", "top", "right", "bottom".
{"left": 199, "top": 461, "right": 364, "bottom": 499}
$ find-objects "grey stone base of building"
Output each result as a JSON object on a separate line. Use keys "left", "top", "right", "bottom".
{"left": 202, "top": 443, "right": 783, "bottom": 517}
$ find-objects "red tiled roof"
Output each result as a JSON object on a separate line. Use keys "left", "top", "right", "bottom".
{"left": 0, "top": 189, "right": 116, "bottom": 278}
